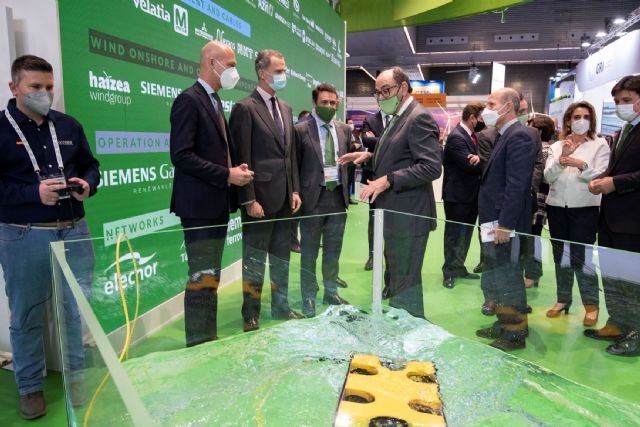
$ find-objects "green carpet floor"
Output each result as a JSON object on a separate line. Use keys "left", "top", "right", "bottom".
{"left": 1, "top": 202, "right": 638, "bottom": 426}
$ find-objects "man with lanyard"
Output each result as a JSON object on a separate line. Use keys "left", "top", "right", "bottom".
{"left": 0, "top": 55, "right": 100, "bottom": 419}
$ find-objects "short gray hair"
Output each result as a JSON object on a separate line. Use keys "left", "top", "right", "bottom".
{"left": 255, "top": 49, "right": 284, "bottom": 78}
{"left": 390, "top": 66, "right": 411, "bottom": 91}
{"left": 500, "top": 88, "right": 520, "bottom": 114}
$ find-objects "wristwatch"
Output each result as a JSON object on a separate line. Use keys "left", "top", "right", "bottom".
{"left": 578, "top": 163, "right": 588, "bottom": 172}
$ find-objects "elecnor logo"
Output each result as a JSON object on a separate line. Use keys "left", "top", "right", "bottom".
{"left": 595, "top": 61, "right": 605, "bottom": 75}
{"left": 132, "top": 0, "right": 170, "bottom": 22}
{"left": 102, "top": 252, "right": 159, "bottom": 296}
{"left": 195, "top": 22, "right": 213, "bottom": 41}
{"left": 174, "top": 4, "right": 189, "bottom": 36}
{"left": 89, "top": 70, "right": 131, "bottom": 93}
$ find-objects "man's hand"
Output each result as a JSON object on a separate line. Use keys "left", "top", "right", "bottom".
{"left": 365, "top": 131, "right": 375, "bottom": 138}
{"left": 589, "top": 177, "right": 615, "bottom": 195}
{"left": 338, "top": 151, "right": 372, "bottom": 166}
{"left": 291, "top": 192, "right": 302, "bottom": 214}
{"left": 228, "top": 163, "right": 254, "bottom": 186}
{"left": 38, "top": 179, "right": 66, "bottom": 206}
{"left": 494, "top": 225, "right": 513, "bottom": 244}
{"left": 467, "top": 154, "right": 480, "bottom": 166}
{"left": 360, "top": 175, "right": 390, "bottom": 203}
{"left": 246, "top": 201, "right": 265, "bottom": 218}
{"left": 68, "top": 177, "right": 90, "bottom": 201}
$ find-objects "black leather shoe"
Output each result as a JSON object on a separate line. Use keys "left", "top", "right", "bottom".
{"left": 336, "top": 276, "right": 348, "bottom": 288}
{"left": 458, "top": 272, "right": 480, "bottom": 280}
{"left": 272, "top": 310, "right": 305, "bottom": 320}
{"left": 526, "top": 305, "right": 533, "bottom": 314}
{"left": 442, "top": 277, "right": 455, "bottom": 289}
{"left": 606, "top": 331, "right": 640, "bottom": 356}
{"left": 19, "top": 391, "right": 47, "bottom": 420}
{"left": 243, "top": 318, "right": 259, "bottom": 332}
{"left": 302, "top": 298, "right": 316, "bottom": 318}
{"left": 291, "top": 242, "right": 301, "bottom": 253}
{"left": 382, "top": 285, "right": 390, "bottom": 299}
{"left": 323, "top": 294, "right": 349, "bottom": 305}
{"left": 490, "top": 337, "right": 526, "bottom": 351}
{"left": 481, "top": 302, "right": 496, "bottom": 316}
{"left": 364, "top": 257, "right": 373, "bottom": 271}
{"left": 476, "top": 326, "right": 502, "bottom": 339}
{"left": 473, "top": 262, "right": 484, "bottom": 274}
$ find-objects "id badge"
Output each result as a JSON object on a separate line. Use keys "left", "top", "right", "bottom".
{"left": 40, "top": 173, "right": 69, "bottom": 200}
{"left": 324, "top": 166, "right": 339, "bottom": 183}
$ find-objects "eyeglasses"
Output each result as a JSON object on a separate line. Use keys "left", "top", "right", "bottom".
{"left": 373, "top": 84, "right": 400, "bottom": 99}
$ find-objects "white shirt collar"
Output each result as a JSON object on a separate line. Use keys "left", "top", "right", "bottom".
{"left": 396, "top": 96, "right": 413, "bottom": 117}
{"left": 256, "top": 85, "right": 275, "bottom": 104}
{"left": 460, "top": 122, "right": 473, "bottom": 137}
{"left": 498, "top": 118, "right": 519, "bottom": 135}
{"left": 312, "top": 110, "right": 333, "bottom": 127}
{"left": 198, "top": 78, "right": 215, "bottom": 96}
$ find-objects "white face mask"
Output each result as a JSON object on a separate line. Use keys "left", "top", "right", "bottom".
{"left": 481, "top": 103, "right": 508, "bottom": 128}
{"left": 615, "top": 100, "right": 639, "bottom": 122}
{"left": 212, "top": 60, "right": 240, "bottom": 90}
{"left": 571, "top": 118, "right": 590, "bottom": 135}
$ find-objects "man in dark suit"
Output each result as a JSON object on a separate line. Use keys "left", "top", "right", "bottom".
{"left": 341, "top": 67, "right": 442, "bottom": 318}
{"left": 588, "top": 75, "right": 640, "bottom": 356}
{"left": 170, "top": 42, "right": 253, "bottom": 347}
{"left": 230, "top": 49, "right": 304, "bottom": 332}
{"left": 295, "top": 83, "right": 351, "bottom": 317}
{"left": 360, "top": 110, "right": 388, "bottom": 271}
{"left": 475, "top": 87, "right": 537, "bottom": 351}
{"left": 441, "top": 102, "right": 484, "bottom": 288}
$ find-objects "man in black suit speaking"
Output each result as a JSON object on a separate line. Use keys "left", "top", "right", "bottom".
{"left": 295, "top": 83, "right": 352, "bottom": 317}
{"left": 475, "top": 87, "right": 537, "bottom": 351}
{"left": 169, "top": 41, "right": 254, "bottom": 347}
{"left": 230, "top": 50, "right": 304, "bottom": 332}
{"left": 441, "top": 102, "right": 484, "bottom": 289}
{"left": 341, "top": 67, "right": 442, "bottom": 319}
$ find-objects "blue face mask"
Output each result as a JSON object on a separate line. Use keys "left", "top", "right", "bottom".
{"left": 269, "top": 73, "right": 287, "bottom": 91}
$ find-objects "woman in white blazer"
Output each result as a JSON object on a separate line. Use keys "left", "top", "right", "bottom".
{"left": 544, "top": 101, "right": 610, "bottom": 326}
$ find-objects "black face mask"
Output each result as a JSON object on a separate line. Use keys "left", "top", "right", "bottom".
{"left": 474, "top": 121, "right": 486, "bottom": 133}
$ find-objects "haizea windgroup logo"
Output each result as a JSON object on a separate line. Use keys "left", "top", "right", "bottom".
{"left": 88, "top": 70, "right": 132, "bottom": 106}
{"left": 101, "top": 251, "right": 159, "bottom": 297}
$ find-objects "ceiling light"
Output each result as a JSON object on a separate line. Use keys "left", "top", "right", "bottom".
{"left": 471, "top": 73, "right": 481, "bottom": 84}
{"left": 345, "top": 52, "right": 350, "bottom": 57}
{"left": 595, "top": 31, "right": 607, "bottom": 38}
{"left": 549, "top": 77, "right": 555, "bottom": 80}
{"left": 613, "top": 17, "right": 625, "bottom": 24}
{"left": 403, "top": 26, "right": 416, "bottom": 55}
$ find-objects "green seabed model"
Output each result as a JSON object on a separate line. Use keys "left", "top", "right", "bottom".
{"left": 85, "top": 307, "right": 640, "bottom": 426}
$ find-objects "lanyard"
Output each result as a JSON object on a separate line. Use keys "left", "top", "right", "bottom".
{"left": 4, "top": 109, "right": 64, "bottom": 178}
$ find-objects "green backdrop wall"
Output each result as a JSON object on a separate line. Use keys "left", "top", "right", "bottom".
{"left": 57, "top": 0, "right": 346, "bottom": 332}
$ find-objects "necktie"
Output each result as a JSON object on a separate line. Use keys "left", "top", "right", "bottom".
{"left": 384, "top": 115, "right": 390, "bottom": 128}
{"left": 471, "top": 132, "right": 478, "bottom": 145}
{"left": 615, "top": 123, "right": 634, "bottom": 155}
{"left": 374, "top": 115, "right": 396, "bottom": 167}
{"left": 323, "top": 123, "right": 337, "bottom": 191}
{"left": 211, "top": 92, "right": 231, "bottom": 168}
{"left": 270, "top": 96, "right": 285, "bottom": 146}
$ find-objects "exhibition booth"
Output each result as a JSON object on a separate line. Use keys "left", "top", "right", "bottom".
{"left": 1, "top": 0, "right": 640, "bottom": 426}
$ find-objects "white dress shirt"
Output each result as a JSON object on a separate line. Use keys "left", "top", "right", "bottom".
{"left": 544, "top": 137, "right": 611, "bottom": 208}
{"left": 256, "top": 85, "right": 284, "bottom": 132}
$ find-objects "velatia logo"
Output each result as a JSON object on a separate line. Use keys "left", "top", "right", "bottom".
{"left": 132, "top": 0, "right": 170, "bottom": 22}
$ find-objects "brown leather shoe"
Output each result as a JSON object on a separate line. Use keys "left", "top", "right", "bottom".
{"left": 243, "top": 318, "right": 259, "bottom": 332}
{"left": 19, "top": 391, "right": 47, "bottom": 420}
{"left": 584, "top": 323, "right": 624, "bottom": 341}
{"left": 583, "top": 304, "right": 599, "bottom": 327}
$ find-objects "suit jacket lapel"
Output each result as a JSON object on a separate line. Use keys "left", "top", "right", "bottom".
{"left": 457, "top": 124, "right": 477, "bottom": 154}
{"left": 278, "top": 97, "right": 290, "bottom": 151}
{"left": 375, "top": 100, "right": 416, "bottom": 167}
{"left": 308, "top": 117, "right": 324, "bottom": 167}
{"left": 481, "top": 127, "right": 508, "bottom": 180}
{"left": 194, "top": 83, "right": 225, "bottom": 141}
{"left": 251, "top": 90, "right": 283, "bottom": 149}
{"left": 611, "top": 124, "right": 639, "bottom": 170}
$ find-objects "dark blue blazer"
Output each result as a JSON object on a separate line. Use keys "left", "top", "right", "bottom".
{"left": 478, "top": 121, "right": 537, "bottom": 233}
{"left": 442, "top": 123, "right": 481, "bottom": 203}
{"left": 169, "top": 82, "right": 237, "bottom": 221}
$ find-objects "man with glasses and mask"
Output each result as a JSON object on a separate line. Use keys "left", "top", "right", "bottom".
{"left": 588, "top": 75, "right": 640, "bottom": 356}
{"left": 170, "top": 41, "right": 254, "bottom": 348}
{"left": 230, "top": 49, "right": 304, "bottom": 332}
{"left": 339, "top": 66, "right": 441, "bottom": 319}
{"left": 0, "top": 55, "right": 99, "bottom": 419}
{"left": 295, "top": 83, "right": 352, "bottom": 317}
{"left": 475, "top": 87, "right": 537, "bottom": 351}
